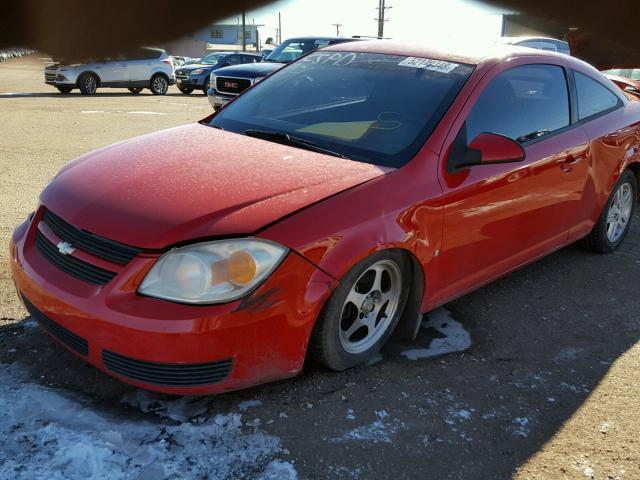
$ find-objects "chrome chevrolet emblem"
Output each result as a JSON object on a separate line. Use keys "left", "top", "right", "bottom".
{"left": 56, "top": 241, "right": 75, "bottom": 256}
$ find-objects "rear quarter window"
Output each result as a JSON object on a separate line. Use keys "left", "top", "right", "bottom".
{"left": 575, "top": 72, "right": 622, "bottom": 121}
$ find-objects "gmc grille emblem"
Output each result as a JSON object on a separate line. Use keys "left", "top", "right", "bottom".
{"left": 224, "top": 81, "right": 239, "bottom": 89}
{"left": 56, "top": 241, "right": 76, "bottom": 256}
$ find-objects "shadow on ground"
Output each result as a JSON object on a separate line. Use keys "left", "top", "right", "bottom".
{"left": 1, "top": 209, "right": 639, "bottom": 479}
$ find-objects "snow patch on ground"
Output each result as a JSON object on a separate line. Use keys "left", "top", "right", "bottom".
{"left": 332, "top": 410, "right": 405, "bottom": 444}
{"left": 239, "top": 400, "right": 263, "bottom": 411}
{"left": 0, "top": 364, "right": 297, "bottom": 480}
{"left": 401, "top": 308, "right": 471, "bottom": 360}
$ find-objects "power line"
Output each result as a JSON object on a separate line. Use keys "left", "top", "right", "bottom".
{"left": 332, "top": 23, "right": 344, "bottom": 36}
{"left": 375, "top": 0, "right": 391, "bottom": 38}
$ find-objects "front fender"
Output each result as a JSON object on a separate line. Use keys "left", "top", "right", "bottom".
{"left": 258, "top": 161, "right": 444, "bottom": 333}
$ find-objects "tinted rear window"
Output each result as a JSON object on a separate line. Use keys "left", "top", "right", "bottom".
{"left": 575, "top": 72, "right": 622, "bottom": 120}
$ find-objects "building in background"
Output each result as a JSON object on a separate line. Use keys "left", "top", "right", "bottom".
{"left": 165, "top": 24, "right": 263, "bottom": 57}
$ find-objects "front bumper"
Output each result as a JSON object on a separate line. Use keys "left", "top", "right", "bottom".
{"left": 44, "top": 72, "right": 74, "bottom": 86}
{"left": 10, "top": 210, "right": 336, "bottom": 395}
{"left": 176, "top": 74, "right": 207, "bottom": 88}
{"left": 207, "top": 88, "right": 235, "bottom": 110}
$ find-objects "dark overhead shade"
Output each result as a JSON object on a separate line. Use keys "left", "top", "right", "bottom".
{"left": 1, "top": 0, "right": 638, "bottom": 68}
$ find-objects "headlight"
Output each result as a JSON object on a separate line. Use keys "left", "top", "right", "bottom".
{"left": 139, "top": 239, "right": 288, "bottom": 304}
{"left": 190, "top": 69, "right": 204, "bottom": 75}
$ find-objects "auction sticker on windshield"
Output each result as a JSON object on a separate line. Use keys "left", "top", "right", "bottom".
{"left": 398, "top": 57, "right": 459, "bottom": 73}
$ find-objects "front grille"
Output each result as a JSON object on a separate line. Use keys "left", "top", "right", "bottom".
{"left": 176, "top": 73, "right": 188, "bottom": 80}
{"left": 36, "top": 231, "right": 116, "bottom": 285}
{"left": 103, "top": 350, "right": 233, "bottom": 387}
{"left": 216, "top": 77, "right": 251, "bottom": 95}
{"left": 23, "top": 296, "right": 89, "bottom": 356}
{"left": 42, "top": 209, "right": 140, "bottom": 265}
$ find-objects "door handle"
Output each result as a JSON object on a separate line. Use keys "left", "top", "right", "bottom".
{"left": 563, "top": 155, "right": 584, "bottom": 166}
{"left": 560, "top": 154, "right": 585, "bottom": 173}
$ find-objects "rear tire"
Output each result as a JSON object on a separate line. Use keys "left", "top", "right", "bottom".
{"left": 149, "top": 74, "right": 168, "bottom": 95}
{"left": 309, "top": 250, "right": 410, "bottom": 371}
{"left": 56, "top": 86, "right": 73, "bottom": 94}
{"left": 78, "top": 73, "right": 98, "bottom": 95}
{"left": 178, "top": 86, "right": 193, "bottom": 94}
{"left": 128, "top": 87, "right": 143, "bottom": 94}
{"left": 583, "top": 170, "right": 637, "bottom": 253}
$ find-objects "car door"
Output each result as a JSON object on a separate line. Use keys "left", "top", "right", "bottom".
{"left": 432, "top": 62, "right": 590, "bottom": 302}
{"left": 95, "top": 55, "right": 128, "bottom": 84}
{"left": 125, "top": 48, "right": 156, "bottom": 83}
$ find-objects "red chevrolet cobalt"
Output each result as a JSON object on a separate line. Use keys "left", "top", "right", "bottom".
{"left": 10, "top": 41, "right": 639, "bottom": 394}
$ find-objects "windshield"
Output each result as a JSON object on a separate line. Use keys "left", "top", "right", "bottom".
{"left": 603, "top": 68, "right": 640, "bottom": 81}
{"left": 209, "top": 52, "right": 474, "bottom": 168}
{"left": 199, "top": 53, "right": 225, "bottom": 65}
{"left": 264, "top": 39, "right": 331, "bottom": 63}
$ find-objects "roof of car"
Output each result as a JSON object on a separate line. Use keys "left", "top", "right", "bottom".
{"left": 323, "top": 39, "right": 576, "bottom": 67}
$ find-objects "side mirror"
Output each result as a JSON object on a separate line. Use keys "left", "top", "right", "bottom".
{"left": 448, "top": 131, "right": 525, "bottom": 172}
{"left": 469, "top": 133, "right": 526, "bottom": 164}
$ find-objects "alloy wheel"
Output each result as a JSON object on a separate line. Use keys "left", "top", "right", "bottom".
{"left": 152, "top": 76, "right": 168, "bottom": 94}
{"left": 606, "top": 182, "right": 634, "bottom": 243}
{"left": 84, "top": 76, "right": 97, "bottom": 94}
{"left": 338, "top": 259, "right": 402, "bottom": 354}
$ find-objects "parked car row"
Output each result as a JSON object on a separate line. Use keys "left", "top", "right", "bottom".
{"left": 22, "top": 37, "right": 640, "bottom": 395}
{"left": 207, "top": 36, "right": 361, "bottom": 109}
{"left": 174, "top": 51, "right": 262, "bottom": 95}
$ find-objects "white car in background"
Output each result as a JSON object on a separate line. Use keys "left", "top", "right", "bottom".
{"left": 44, "top": 47, "right": 175, "bottom": 95}
{"left": 498, "top": 36, "right": 571, "bottom": 55}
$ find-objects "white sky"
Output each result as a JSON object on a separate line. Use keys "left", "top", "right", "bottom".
{"left": 225, "top": 0, "right": 506, "bottom": 45}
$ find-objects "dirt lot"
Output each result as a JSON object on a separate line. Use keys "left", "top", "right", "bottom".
{"left": 1, "top": 55, "right": 639, "bottom": 479}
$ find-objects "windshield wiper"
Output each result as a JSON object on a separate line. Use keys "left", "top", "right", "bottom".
{"left": 244, "top": 129, "right": 348, "bottom": 159}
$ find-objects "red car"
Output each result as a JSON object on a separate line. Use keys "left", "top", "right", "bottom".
{"left": 10, "top": 42, "right": 640, "bottom": 395}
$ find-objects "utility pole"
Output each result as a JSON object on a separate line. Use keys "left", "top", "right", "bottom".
{"left": 375, "top": 0, "right": 391, "bottom": 38}
{"left": 332, "top": 23, "right": 343, "bottom": 36}
{"left": 241, "top": 9, "right": 247, "bottom": 51}
{"left": 278, "top": 12, "right": 282, "bottom": 43}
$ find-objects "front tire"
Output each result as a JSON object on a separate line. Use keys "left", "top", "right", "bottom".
{"left": 309, "top": 250, "right": 410, "bottom": 370}
{"left": 56, "top": 86, "right": 73, "bottom": 94}
{"left": 178, "top": 86, "right": 193, "bottom": 94}
{"left": 202, "top": 78, "right": 210, "bottom": 95}
{"left": 149, "top": 74, "right": 169, "bottom": 95}
{"left": 128, "top": 87, "right": 143, "bottom": 94}
{"left": 584, "top": 170, "right": 637, "bottom": 253}
{"left": 78, "top": 73, "right": 98, "bottom": 95}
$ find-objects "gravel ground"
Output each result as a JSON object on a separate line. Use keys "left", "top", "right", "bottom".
{"left": 1, "top": 55, "right": 639, "bottom": 480}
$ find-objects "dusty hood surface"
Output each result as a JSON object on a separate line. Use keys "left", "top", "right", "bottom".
{"left": 41, "top": 123, "right": 388, "bottom": 249}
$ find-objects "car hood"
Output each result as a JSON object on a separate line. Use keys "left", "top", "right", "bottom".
{"left": 213, "top": 62, "right": 282, "bottom": 78}
{"left": 176, "top": 63, "right": 214, "bottom": 73}
{"left": 41, "top": 123, "right": 388, "bottom": 250}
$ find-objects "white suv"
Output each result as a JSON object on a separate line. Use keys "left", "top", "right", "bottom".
{"left": 44, "top": 47, "right": 175, "bottom": 95}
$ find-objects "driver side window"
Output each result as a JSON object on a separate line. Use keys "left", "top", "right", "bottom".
{"left": 466, "top": 64, "right": 570, "bottom": 144}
